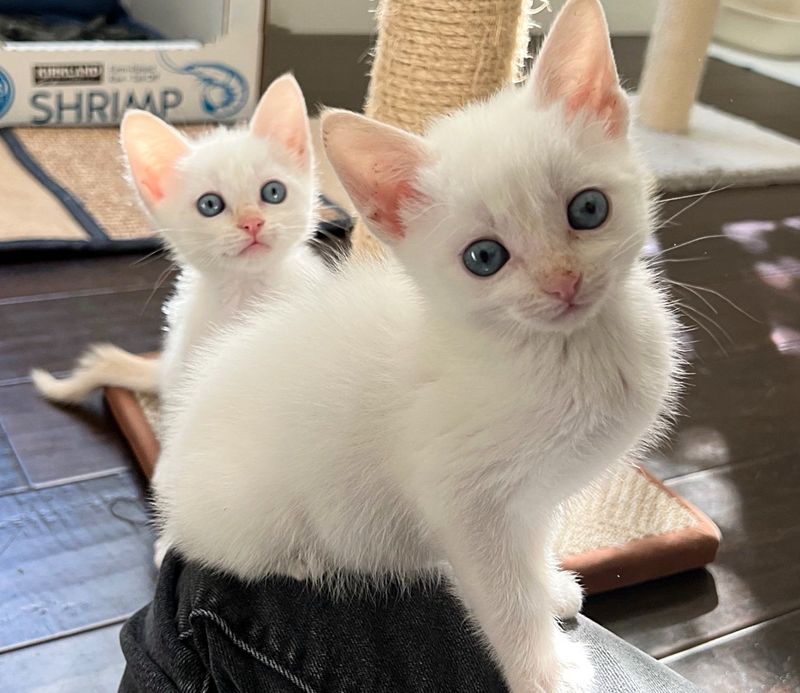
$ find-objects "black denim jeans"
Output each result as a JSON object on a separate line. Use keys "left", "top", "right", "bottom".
{"left": 119, "top": 552, "right": 699, "bottom": 692}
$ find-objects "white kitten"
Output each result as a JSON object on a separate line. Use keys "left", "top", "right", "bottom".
{"left": 31, "top": 74, "right": 324, "bottom": 409}
{"left": 155, "top": 2, "right": 680, "bottom": 690}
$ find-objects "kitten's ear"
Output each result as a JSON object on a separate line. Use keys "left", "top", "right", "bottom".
{"left": 120, "top": 110, "right": 190, "bottom": 205}
{"left": 250, "top": 73, "right": 311, "bottom": 169}
{"left": 531, "top": 0, "right": 628, "bottom": 138}
{"left": 322, "top": 110, "right": 430, "bottom": 243}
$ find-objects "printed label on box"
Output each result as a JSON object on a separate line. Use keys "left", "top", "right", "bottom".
{"left": 33, "top": 64, "right": 104, "bottom": 86}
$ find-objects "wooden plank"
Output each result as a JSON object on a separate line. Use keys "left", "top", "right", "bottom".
{"left": 0, "top": 472, "right": 156, "bottom": 651}
{"left": 646, "top": 346, "right": 800, "bottom": 480}
{"left": 0, "top": 382, "right": 132, "bottom": 486}
{"left": 663, "top": 609, "right": 800, "bottom": 692}
{"left": 0, "top": 287, "right": 168, "bottom": 382}
{"left": 585, "top": 454, "right": 800, "bottom": 659}
{"left": 0, "top": 623, "right": 125, "bottom": 693}
{"left": 0, "top": 420, "right": 28, "bottom": 495}
{"left": 665, "top": 274, "right": 798, "bottom": 363}
{"left": 655, "top": 185, "right": 800, "bottom": 281}
{"left": 0, "top": 255, "right": 174, "bottom": 303}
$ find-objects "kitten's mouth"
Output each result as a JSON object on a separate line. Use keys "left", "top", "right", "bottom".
{"left": 509, "top": 300, "right": 591, "bottom": 331}
{"left": 555, "top": 302, "right": 587, "bottom": 318}
{"left": 238, "top": 240, "right": 270, "bottom": 256}
{"left": 547, "top": 300, "right": 596, "bottom": 326}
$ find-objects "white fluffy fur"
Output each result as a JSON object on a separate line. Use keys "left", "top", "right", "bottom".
{"left": 32, "top": 75, "right": 324, "bottom": 408}
{"left": 155, "top": 3, "right": 681, "bottom": 691}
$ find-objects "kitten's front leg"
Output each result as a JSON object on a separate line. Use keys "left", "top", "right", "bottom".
{"left": 549, "top": 565, "right": 584, "bottom": 621}
{"left": 428, "top": 501, "right": 593, "bottom": 692}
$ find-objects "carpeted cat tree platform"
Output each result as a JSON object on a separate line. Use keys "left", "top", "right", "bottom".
{"left": 104, "top": 0, "right": 720, "bottom": 595}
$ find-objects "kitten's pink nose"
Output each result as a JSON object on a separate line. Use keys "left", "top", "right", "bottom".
{"left": 238, "top": 216, "right": 264, "bottom": 238}
{"left": 542, "top": 271, "right": 582, "bottom": 304}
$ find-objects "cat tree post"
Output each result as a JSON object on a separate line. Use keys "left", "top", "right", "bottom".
{"left": 351, "top": 0, "right": 537, "bottom": 254}
{"left": 637, "top": 0, "right": 721, "bottom": 134}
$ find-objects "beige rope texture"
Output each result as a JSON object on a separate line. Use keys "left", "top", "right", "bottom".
{"left": 365, "top": 0, "right": 534, "bottom": 133}
{"left": 351, "top": 0, "right": 540, "bottom": 256}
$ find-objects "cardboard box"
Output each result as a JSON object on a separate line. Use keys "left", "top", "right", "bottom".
{"left": 0, "top": 0, "right": 266, "bottom": 126}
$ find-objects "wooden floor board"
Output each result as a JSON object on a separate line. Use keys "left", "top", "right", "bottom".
{"left": 586, "top": 453, "right": 800, "bottom": 661}
{"left": 0, "top": 623, "right": 126, "bottom": 693}
{"left": 0, "top": 420, "right": 29, "bottom": 495}
{"left": 0, "top": 383, "right": 133, "bottom": 486}
{"left": 645, "top": 347, "right": 800, "bottom": 480}
{"left": 662, "top": 608, "right": 800, "bottom": 692}
{"left": 0, "top": 255, "right": 173, "bottom": 303}
{"left": 0, "top": 472, "right": 155, "bottom": 652}
{"left": 0, "top": 287, "right": 169, "bottom": 382}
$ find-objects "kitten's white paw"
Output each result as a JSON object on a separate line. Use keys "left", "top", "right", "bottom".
{"left": 553, "top": 632, "right": 594, "bottom": 693}
{"left": 551, "top": 569, "right": 584, "bottom": 620}
{"left": 508, "top": 628, "right": 592, "bottom": 693}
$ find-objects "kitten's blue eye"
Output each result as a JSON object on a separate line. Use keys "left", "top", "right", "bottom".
{"left": 261, "top": 180, "right": 286, "bottom": 204}
{"left": 567, "top": 189, "right": 609, "bottom": 230}
{"left": 196, "top": 193, "right": 225, "bottom": 217}
{"left": 463, "top": 239, "right": 510, "bottom": 277}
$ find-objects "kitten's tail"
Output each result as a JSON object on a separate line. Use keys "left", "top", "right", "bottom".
{"left": 31, "top": 344, "right": 159, "bottom": 404}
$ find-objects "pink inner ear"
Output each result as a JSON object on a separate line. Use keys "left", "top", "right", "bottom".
{"left": 121, "top": 111, "right": 189, "bottom": 204}
{"left": 139, "top": 168, "right": 163, "bottom": 202}
{"left": 364, "top": 179, "right": 418, "bottom": 239}
{"left": 323, "top": 112, "right": 429, "bottom": 243}
{"left": 534, "top": 0, "right": 628, "bottom": 137}
{"left": 250, "top": 74, "right": 310, "bottom": 167}
{"left": 562, "top": 64, "right": 627, "bottom": 138}
{"left": 136, "top": 155, "right": 175, "bottom": 202}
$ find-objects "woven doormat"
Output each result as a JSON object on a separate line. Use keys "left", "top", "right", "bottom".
{"left": 106, "top": 384, "right": 720, "bottom": 595}
{"left": 0, "top": 125, "right": 352, "bottom": 256}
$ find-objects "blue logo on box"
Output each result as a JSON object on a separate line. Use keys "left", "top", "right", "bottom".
{"left": 0, "top": 68, "right": 14, "bottom": 119}
{"left": 158, "top": 54, "right": 248, "bottom": 120}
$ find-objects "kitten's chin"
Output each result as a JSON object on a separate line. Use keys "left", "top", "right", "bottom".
{"left": 508, "top": 300, "right": 600, "bottom": 335}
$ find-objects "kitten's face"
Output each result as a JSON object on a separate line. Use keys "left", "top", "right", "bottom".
{"left": 121, "top": 73, "right": 314, "bottom": 276}
{"left": 397, "top": 93, "right": 651, "bottom": 334}
{"left": 324, "top": 0, "right": 649, "bottom": 336}
{"left": 153, "top": 131, "right": 314, "bottom": 274}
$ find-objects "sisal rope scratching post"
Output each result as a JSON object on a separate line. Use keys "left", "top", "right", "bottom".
{"left": 637, "top": 0, "right": 721, "bottom": 134}
{"left": 350, "top": 0, "right": 541, "bottom": 256}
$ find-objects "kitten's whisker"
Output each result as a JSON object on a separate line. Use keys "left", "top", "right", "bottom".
{"left": 675, "top": 300, "right": 733, "bottom": 344}
{"left": 655, "top": 183, "right": 733, "bottom": 205}
{"left": 669, "top": 279, "right": 760, "bottom": 323}
{"left": 131, "top": 245, "right": 167, "bottom": 266}
{"left": 154, "top": 263, "right": 179, "bottom": 291}
{"left": 656, "top": 183, "right": 726, "bottom": 230}
{"left": 607, "top": 232, "right": 642, "bottom": 263}
{"left": 656, "top": 256, "right": 710, "bottom": 264}
{"left": 674, "top": 301, "right": 729, "bottom": 355}
{"left": 653, "top": 234, "right": 727, "bottom": 256}
{"left": 669, "top": 281, "right": 718, "bottom": 315}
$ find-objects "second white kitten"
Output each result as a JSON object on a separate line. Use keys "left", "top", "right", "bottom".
{"left": 32, "top": 74, "right": 324, "bottom": 410}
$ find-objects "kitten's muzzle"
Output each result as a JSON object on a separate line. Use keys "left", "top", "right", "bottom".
{"left": 238, "top": 216, "right": 265, "bottom": 239}
{"left": 540, "top": 270, "right": 582, "bottom": 305}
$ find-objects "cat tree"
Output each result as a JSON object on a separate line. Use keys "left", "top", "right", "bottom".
{"left": 637, "top": 0, "right": 721, "bottom": 133}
